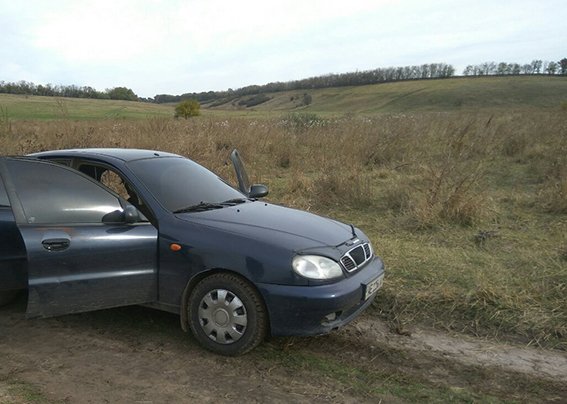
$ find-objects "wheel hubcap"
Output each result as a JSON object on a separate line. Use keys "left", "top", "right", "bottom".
{"left": 198, "top": 289, "right": 248, "bottom": 344}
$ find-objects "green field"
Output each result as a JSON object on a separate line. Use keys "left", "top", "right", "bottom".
{"left": 2, "top": 76, "right": 567, "bottom": 121}
{"left": 0, "top": 94, "right": 172, "bottom": 120}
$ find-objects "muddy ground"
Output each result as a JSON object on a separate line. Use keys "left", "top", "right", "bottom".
{"left": 1, "top": 294, "right": 566, "bottom": 403}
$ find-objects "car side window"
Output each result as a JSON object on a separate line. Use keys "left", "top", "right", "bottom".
{"left": 100, "top": 170, "right": 130, "bottom": 200}
{"left": 6, "top": 159, "right": 123, "bottom": 224}
{"left": 78, "top": 163, "right": 152, "bottom": 222}
{"left": 0, "top": 176, "right": 9, "bottom": 207}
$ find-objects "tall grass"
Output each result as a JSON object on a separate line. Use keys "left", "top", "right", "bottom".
{"left": 2, "top": 110, "right": 566, "bottom": 348}
{"left": 0, "top": 106, "right": 11, "bottom": 137}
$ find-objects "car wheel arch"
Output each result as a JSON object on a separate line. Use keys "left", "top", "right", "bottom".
{"left": 179, "top": 268, "right": 271, "bottom": 336}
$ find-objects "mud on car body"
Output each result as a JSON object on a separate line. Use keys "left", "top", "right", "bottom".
{"left": 0, "top": 149, "right": 384, "bottom": 355}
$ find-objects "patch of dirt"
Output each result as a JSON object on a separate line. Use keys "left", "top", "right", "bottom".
{"left": 1, "top": 295, "right": 566, "bottom": 403}
{"left": 351, "top": 318, "right": 567, "bottom": 382}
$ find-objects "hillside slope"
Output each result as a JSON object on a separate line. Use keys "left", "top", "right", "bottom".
{"left": 1, "top": 76, "right": 565, "bottom": 120}
{"left": 0, "top": 94, "right": 172, "bottom": 120}
{"left": 206, "top": 76, "right": 567, "bottom": 115}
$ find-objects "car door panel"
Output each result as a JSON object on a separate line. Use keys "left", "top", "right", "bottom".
{"left": 1, "top": 157, "right": 159, "bottom": 317}
{"left": 22, "top": 223, "right": 157, "bottom": 317}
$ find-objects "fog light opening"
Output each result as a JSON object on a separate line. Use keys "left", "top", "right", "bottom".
{"left": 322, "top": 311, "right": 342, "bottom": 324}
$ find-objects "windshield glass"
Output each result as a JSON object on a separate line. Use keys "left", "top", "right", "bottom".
{"left": 128, "top": 157, "right": 244, "bottom": 212}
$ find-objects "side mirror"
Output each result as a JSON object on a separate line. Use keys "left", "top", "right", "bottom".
{"left": 249, "top": 184, "right": 269, "bottom": 198}
{"left": 102, "top": 206, "right": 140, "bottom": 224}
{"left": 124, "top": 205, "right": 140, "bottom": 223}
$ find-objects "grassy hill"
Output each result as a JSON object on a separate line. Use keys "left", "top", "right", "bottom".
{"left": 1, "top": 76, "right": 566, "bottom": 120}
{"left": 0, "top": 94, "right": 172, "bottom": 120}
{"left": 206, "top": 76, "right": 567, "bottom": 115}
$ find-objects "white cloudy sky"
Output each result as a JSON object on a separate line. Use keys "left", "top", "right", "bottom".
{"left": 1, "top": 0, "right": 565, "bottom": 97}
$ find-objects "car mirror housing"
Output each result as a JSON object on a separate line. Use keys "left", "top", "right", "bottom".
{"left": 249, "top": 184, "right": 268, "bottom": 198}
{"left": 102, "top": 209, "right": 125, "bottom": 224}
{"left": 102, "top": 206, "right": 140, "bottom": 224}
{"left": 124, "top": 205, "right": 140, "bottom": 223}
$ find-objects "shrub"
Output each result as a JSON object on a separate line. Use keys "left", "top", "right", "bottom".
{"left": 174, "top": 99, "right": 200, "bottom": 119}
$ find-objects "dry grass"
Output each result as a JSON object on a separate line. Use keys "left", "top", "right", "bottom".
{"left": 2, "top": 110, "right": 566, "bottom": 349}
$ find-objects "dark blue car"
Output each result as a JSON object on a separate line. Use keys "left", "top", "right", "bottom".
{"left": 0, "top": 148, "right": 384, "bottom": 355}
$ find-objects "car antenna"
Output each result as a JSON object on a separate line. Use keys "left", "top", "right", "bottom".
{"left": 350, "top": 224, "right": 357, "bottom": 238}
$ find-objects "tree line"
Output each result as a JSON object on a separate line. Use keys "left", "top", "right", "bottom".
{"left": 0, "top": 81, "right": 141, "bottom": 101}
{"left": 1, "top": 58, "right": 565, "bottom": 104}
{"left": 153, "top": 62, "right": 455, "bottom": 104}
{"left": 463, "top": 58, "right": 567, "bottom": 76}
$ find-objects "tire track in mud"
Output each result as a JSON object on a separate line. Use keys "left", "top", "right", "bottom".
{"left": 258, "top": 315, "right": 567, "bottom": 402}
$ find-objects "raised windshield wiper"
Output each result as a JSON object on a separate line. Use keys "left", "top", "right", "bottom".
{"left": 173, "top": 201, "right": 225, "bottom": 213}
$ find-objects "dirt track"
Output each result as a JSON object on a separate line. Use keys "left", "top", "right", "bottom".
{"left": 1, "top": 294, "right": 566, "bottom": 403}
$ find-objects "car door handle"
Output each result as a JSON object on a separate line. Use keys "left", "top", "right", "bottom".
{"left": 42, "top": 238, "right": 70, "bottom": 251}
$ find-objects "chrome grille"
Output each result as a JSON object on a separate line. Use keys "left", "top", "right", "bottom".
{"left": 340, "top": 256, "right": 356, "bottom": 271}
{"left": 340, "top": 242, "right": 373, "bottom": 272}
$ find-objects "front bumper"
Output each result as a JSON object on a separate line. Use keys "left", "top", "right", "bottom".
{"left": 256, "top": 256, "right": 385, "bottom": 336}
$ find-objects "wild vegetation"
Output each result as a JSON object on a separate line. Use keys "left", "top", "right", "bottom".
{"left": 464, "top": 58, "right": 567, "bottom": 76}
{"left": 155, "top": 58, "right": 565, "bottom": 104}
{"left": 154, "top": 62, "right": 456, "bottom": 104}
{"left": 174, "top": 99, "right": 201, "bottom": 119}
{"left": 0, "top": 81, "right": 142, "bottom": 101}
{"left": 3, "top": 58, "right": 564, "bottom": 107}
{"left": 5, "top": 76, "right": 566, "bottom": 120}
{"left": 1, "top": 77, "right": 566, "bottom": 351}
{"left": 0, "top": 93, "right": 171, "bottom": 120}
{"left": 207, "top": 75, "right": 567, "bottom": 114}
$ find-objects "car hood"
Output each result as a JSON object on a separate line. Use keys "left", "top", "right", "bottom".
{"left": 175, "top": 201, "right": 356, "bottom": 250}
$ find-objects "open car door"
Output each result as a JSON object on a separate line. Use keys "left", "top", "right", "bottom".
{"left": 0, "top": 158, "right": 158, "bottom": 318}
{"left": 230, "top": 150, "right": 268, "bottom": 198}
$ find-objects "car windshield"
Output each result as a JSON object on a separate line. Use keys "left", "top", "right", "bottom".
{"left": 127, "top": 157, "right": 245, "bottom": 212}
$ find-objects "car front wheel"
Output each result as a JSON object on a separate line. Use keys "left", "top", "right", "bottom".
{"left": 188, "top": 273, "right": 267, "bottom": 356}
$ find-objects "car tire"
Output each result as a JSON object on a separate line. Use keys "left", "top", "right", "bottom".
{"left": 0, "top": 290, "right": 18, "bottom": 307}
{"left": 188, "top": 273, "right": 268, "bottom": 356}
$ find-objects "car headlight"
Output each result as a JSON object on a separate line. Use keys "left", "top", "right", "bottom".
{"left": 292, "top": 255, "right": 343, "bottom": 280}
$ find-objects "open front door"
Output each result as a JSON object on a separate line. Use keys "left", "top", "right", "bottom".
{"left": 2, "top": 158, "right": 158, "bottom": 318}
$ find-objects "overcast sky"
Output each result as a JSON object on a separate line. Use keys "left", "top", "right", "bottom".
{"left": 1, "top": 0, "right": 565, "bottom": 98}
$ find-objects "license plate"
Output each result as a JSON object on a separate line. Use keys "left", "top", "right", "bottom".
{"left": 364, "top": 275, "right": 384, "bottom": 300}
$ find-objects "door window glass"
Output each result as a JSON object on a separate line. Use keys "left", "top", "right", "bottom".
{"left": 100, "top": 170, "right": 130, "bottom": 200}
{"left": 7, "top": 159, "right": 123, "bottom": 224}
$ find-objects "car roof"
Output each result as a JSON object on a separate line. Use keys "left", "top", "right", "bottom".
{"left": 29, "top": 148, "right": 182, "bottom": 162}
